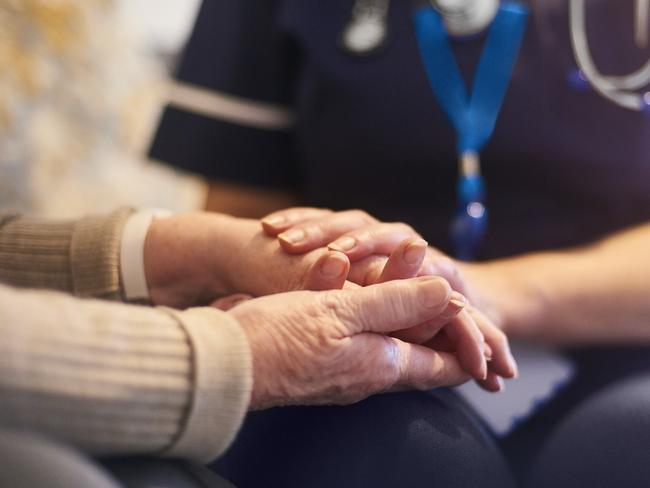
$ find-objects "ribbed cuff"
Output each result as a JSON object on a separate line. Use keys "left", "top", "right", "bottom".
{"left": 162, "top": 307, "right": 252, "bottom": 463}
{"left": 0, "top": 216, "right": 76, "bottom": 291}
{"left": 70, "top": 208, "right": 134, "bottom": 299}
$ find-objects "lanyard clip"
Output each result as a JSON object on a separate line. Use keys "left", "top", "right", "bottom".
{"left": 451, "top": 151, "right": 487, "bottom": 260}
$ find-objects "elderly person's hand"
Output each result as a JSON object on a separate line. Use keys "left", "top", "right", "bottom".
{"left": 230, "top": 276, "right": 474, "bottom": 409}
{"left": 260, "top": 207, "right": 518, "bottom": 392}
{"left": 143, "top": 212, "right": 353, "bottom": 308}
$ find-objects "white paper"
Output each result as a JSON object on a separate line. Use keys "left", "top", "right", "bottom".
{"left": 454, "top": 342, "right": 575, "bottom": 436}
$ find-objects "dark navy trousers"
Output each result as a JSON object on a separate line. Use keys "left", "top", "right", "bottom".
{"left": 213, "top": 347, "right": 650, "bottom": 488}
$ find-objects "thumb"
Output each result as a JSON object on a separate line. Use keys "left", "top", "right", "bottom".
{"left": 302, "top": 251, "right": 350, "bottom": 291}
{"left": 337, "top": 276, "right": 452, "bottom": 334}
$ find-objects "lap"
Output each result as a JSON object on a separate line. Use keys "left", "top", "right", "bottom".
{"left": 213, "top": 347, "right": 650, "bottom": 488}
{"left": 212, "top": 389, "right": 515, "bottom": 488}
{"left": 526, "top": 372, "right": 650, "bottom": 488}
{"left": 502, "top": 346, "right": 650, "bottom": 486}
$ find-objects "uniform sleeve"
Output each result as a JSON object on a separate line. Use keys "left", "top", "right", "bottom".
{"left": 150, "top": 0, "right": 299, "bottom": 190}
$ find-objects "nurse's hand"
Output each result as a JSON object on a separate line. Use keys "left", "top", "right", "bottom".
{"left": 261, "top": 208, "right": 468, "bottom": 292}
{"left": 231, "top": 276, "right": 473, "bottom": 409}
{"left": 261, "top": 207, "right": 518, "bottom": 390}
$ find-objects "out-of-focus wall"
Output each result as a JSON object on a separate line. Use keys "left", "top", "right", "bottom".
{"left": 0, "top": 0, "right": 204, "bottom": 218}
{"left": 117, "top": 0, "right": 201, "bottom": 58}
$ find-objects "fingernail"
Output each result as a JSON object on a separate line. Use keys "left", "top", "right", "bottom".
{"left": 508, "top": 353, "right": 519, "bottom": 379}
{"left": 441, "top": 298, "right": 466, "bottom": 319}
{"left": 484, "top": 343, "right": 494, "bottom": 361}
{"left": 449, "top": 291, "right": 467, "bottom": 304}
{"left": 329, "top": 236, "right": 356, "bottom": 252}
{"left": 321, "top": 253, "right": 348, "bottom": 278}
{"left": 440, "top": 291, "right": 467, "bottom": 319}
{"left": 279, "top": 228, "right": 306, "bottom": 245}
{"left": 478, "top": 340, "right": 488, "bottom": 380}
{"left": 262, "top": 215, "right": 286, "bottom": 227}
{"left": 403, "top": 239, "right": 428, "bottom": 265}
{"left": 497, "top": 377, "right": 505, "bottom": 392}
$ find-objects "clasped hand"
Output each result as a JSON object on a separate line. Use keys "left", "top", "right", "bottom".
{"left": 143, "top": 209, "right": 517, "bottom": 408}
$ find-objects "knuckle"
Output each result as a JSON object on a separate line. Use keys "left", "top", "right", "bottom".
{"left": 375, "top": 337, "right": 403, "bottom": 390}
{"left": 309, "top": 223, "right": 327, "bottom": 239}
{"left": 354, "top": 227, "right": 375, "bottom": 243}
{"left": 318, "top": 290, "right": 344, "bottom": 314}
{"left": 285, "top": 207, "right": 306, "bottom": 220}
{"left": 317, "top": 290, "right": 357, "bottom": 333}
{"left": 337, "top": 336, "right": 401, "bottom": 400}
{"left": 348, "top": 209, "right": 375, "bottom": 224}
{"left": 296, "top": 224, "right": 325, "bottom": 243}
{"left": 286, "top": 207, "right": 327, "bottom": 222}
{"left": 393, "top": 222, "right": 417, "bottom": 235}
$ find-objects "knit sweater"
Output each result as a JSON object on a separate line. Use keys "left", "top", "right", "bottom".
{"left": 0, "top": 209, "right": 252, "bottom": 462}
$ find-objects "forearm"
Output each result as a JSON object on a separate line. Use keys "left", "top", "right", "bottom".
{"left": 0, "top": 284, "right": 251, "bottom": 461}
{"left": 144, "top": 212, "right": 258, "bottom": 306}
{"left": 462, "top": 223, "right": 650, "bottom": 345}
{"left": 144, "top": 211, "right": 329, "bottom": 305}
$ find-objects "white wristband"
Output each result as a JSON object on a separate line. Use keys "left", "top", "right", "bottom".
{"left": 120, "top": 209, "right": 173, "bottom": 301}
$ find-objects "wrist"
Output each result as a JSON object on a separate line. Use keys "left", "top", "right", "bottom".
{"left": 208, "top": 215, "right": 264, "bottom": 296}
{"left": 460, "top": 259, "right": 548, "bottom": 338}
{"left": 230, "top": 305, "right": 280, "bottom": 411}
{"left": 144, "top": 213, "right": 233, "bottom": 307}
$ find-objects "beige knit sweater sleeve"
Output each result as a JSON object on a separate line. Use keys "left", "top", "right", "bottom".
{"left": 0, "top": 211, "right": 252, "bottom": 462}
{"left": 0, "top": 208, "right": 130, "bottom": 299}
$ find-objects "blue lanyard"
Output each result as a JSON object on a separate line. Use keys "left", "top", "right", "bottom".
{"left": 412, "top": 2, "right": 528, "bottom": 259}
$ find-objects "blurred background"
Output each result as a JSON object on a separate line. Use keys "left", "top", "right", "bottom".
{"left": 0, "top": 0, "right": 203, "bottom": 217}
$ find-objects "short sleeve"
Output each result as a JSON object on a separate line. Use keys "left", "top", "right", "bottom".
{"left": 149, "top": 0, "right": 299, "bottom": 190}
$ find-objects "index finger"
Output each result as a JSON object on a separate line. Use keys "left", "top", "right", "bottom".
{"left": 443, "top": 311, "right": 488, "bottom": 381}
{"left": 261, "top": 207, "right": 333, "bottom": 235}
{"left": 276, "top": 210, "right": 377, "bottom": 254}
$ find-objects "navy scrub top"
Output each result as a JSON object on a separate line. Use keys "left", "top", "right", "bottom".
{"left": 151, "top": 0, "right": 650, "bottom": 259}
